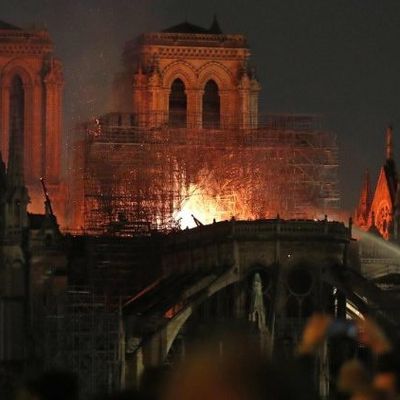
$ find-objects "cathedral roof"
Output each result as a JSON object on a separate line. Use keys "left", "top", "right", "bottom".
{"left": 163, "top": 16, "right": 223, "bottom": 34}
{"left": 209, "top": 15, "right": 222, "bottom": 34}
{"left": 355, "top": 169, "right": 372, "bottom": 227}
{"left": 163, "top": 22, "right": 209, "bottom": 34}
{"left": 0, "top": 20, "right": 21, "bottom": 30}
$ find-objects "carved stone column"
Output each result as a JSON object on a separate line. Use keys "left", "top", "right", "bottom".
{"left": 159, "top": 88, "right": 169, "bottom": 127}
{"left": 186, "top": 89, "right": 202, "bottom": 128}
{"left": 44, "top": 81, "right": 59, "bottom": 182}
{"left": 238, "top": 88, "right": 250, "bottom": 129}
{"left": 219, "top": 90, "right": 231, "bottom": 129}
{"left": 147, "top": 73, "right": 162, "bottom": 127}
{"left": 249, "top": 79, "right": 261, "bottom": 128}
{"left": 29, "top": 80, "right": 41, "bottom": 181}
{"left": 0, "top": 84, "right": 10, "bottom": 163}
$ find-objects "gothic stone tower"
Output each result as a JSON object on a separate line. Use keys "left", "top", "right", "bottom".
{"left": 113, "top": 18, "right": 260, "bottom": 129}
{"left": 355, "top": 126, "right": 400, "bottom": 240}
{"left": 0, "top": 21, "right": 63, "bottom": 217}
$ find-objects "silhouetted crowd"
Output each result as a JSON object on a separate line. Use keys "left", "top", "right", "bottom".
{"left": 13, "top": 315, "right": 400, "bottom": 400}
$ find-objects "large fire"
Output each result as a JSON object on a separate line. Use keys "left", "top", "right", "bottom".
{"left": 73, "top": 115, "right": 340, "bottom": 235}
{"left": 174, "top": 170, "right": 256, "bottom": 229}
{"left": 175, "top": 184, "right": 232, "bottom": 229}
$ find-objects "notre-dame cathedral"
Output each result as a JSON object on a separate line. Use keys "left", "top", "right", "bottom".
{"left": 113, "top": 17, "right": 260, "bottom": 129}
{"left": 2, "top": 14, "right": 400, "bottom": 400}
{"left": 0, "top": 15, "right": 262, "bottom": 381}
{"left": 0, "top": 16, "right": 342, "bottom": 394}
{"left": 0, "top": 20, "right": 64, "bottom": 378}
{"left": 0, "top": 20, "right": 64, "bottom": 215}
{"left": 70, "top": 18, "right": 339, "bottom": 232}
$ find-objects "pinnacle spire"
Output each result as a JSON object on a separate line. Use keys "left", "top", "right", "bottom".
{"left": 209, "top": 14, "right": 222, "bottom": 34}
{"left": 359, "top": 169, "right": 371, "bottom": 210}
{"left": 386, "top": 125, "right": 393, "bottom": 161}
{"left": 355, "top": 169, "right": 372, "bottom": 228}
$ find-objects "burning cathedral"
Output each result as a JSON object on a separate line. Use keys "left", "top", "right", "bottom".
{"left": 0, "top": 20, "right": 341, "bottom": 380}
{"left": 0, "top": 16, "right": 340, "bottom": 235}
{"left": 5, "top": 17, "right": 398, "bottom": 399}
{"left": 69, "top": 17, "right": 340, "bottom": 234}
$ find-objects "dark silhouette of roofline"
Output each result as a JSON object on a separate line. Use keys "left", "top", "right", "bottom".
{"left": 162, "top": 16, "right": 223, "bottom": 35}
{"left": 0, "top": 20, "right": 22, "bottom": 30}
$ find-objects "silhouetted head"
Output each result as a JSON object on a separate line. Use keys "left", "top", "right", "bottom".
{"left": 26, "top": 370, "right": 79, "bottom": 400}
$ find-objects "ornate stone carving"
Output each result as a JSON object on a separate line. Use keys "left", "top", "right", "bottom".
{"left": 116, "top": 24, "right": 260, "bottom": 129}
{"left": 0, "top": 24, "right": 63, "bottom": 219}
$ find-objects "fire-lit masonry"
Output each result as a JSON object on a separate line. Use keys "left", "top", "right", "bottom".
{"left": 2, "top": 16, "right": 400, "bottom": 400}
{"left": 0, "top": 20, "right": 64, "bottom": 217}
{"left": 68, "top": 19, "right": 340, "bottom": 234}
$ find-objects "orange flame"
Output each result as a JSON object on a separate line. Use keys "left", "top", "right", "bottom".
{"left": 174, "top": 184, "right": 230, "bottom": 228}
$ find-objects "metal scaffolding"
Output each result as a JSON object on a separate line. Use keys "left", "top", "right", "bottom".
{"left": 70, "top": 113, "right": 339, "bottom": 235}
{"left": 42, "top": 288, "right": 122, "bottom": 398}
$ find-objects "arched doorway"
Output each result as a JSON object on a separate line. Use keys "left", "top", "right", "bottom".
{"left": 169, "top": 78, "right": 187, "bottom": 128}
{"left": 202, "top": 80, "right": 220, "bottom": 129}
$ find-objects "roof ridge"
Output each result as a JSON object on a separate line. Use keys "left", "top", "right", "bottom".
{"left": 0, "top": 19, "right": 22, "bottom": 30}
{"left": 162, "top": 20, "right": 222, "bottom": 35}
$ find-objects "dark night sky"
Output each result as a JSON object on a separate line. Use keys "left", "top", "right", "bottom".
{"left": 2, "top": 0, "right": 400, "bottom": 211}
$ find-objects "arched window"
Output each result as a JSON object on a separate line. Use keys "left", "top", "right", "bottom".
{"left": 202, "top": 80, "right": 220, "bottom": 129}
{"left": 169, "top": 79, "right": 187, "bottom": 128}
{"left": 9, "top": 75, "right": 25, "bottom": 163}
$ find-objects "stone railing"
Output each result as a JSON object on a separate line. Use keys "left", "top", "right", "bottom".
{"left": 138, "top": 32, "right": 248, "bottom": 48}
{"left": 164, "top": 219, "right": 350, "bottom": 249}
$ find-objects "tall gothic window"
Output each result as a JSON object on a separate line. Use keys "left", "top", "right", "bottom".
{"left": 202, "top": 80, "right": 220, "bottom": 129}
{"left": 169, "top": 79, "right": 187, "bottom": 128}
{"left": 9, "top": 75, "right": 25, "bottom": 162}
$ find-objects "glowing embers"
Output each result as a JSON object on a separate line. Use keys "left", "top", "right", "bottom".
{"left": 174, "top": 176, "right": 255, "bottom": 229}
{"left": 175, "top": 184, "right": 227, "bottom": 229}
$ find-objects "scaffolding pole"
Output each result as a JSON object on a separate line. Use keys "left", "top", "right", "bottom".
{"left": 70, "top": 113, "right": 340, "bottom": 236}
{"left": 43, "top": 288, "right": 121, "bottom": 398}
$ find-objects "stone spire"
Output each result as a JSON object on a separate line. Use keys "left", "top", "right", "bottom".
{"left": 393, "top": 184, "right": 400, "bottom": 240}
{"left": 249, "top": 273, "right": 271, "bottom": 351}
{"left": 209, "top": 14, "right": 222, "bottom": 34}
{"left": 386, "top": 125, "right": 393, "bottom": 161}
{"left": 383, "top": 125, "right": 397, "bottom": 203}
{"left": 355, "top": 169, "right": 372, "bottom": 228}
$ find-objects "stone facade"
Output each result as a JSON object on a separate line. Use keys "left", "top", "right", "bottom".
{"left": 355, "top": 126, "right": 400, "bottom": 239}
{"left": 0, "top": 145, "right": 66, "bottom": 383}
{"left": 124, "top": 219, "right": 354, "bottom": 386}
{"left": 113, "top": 19, "right": 260, "bottom": 129}
{"left": 0, "top": 21, "right": 64, "bottom": 217}
{"left": 0, "top": 21, "right": 66, "bottom": 389}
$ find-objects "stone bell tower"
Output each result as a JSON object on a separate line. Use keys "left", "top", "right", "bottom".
{"left": 0, "top": 20, "right": 64, "bottom": 218}
{"left": 113, "top": 17, "right": 260, "bottom": 129}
